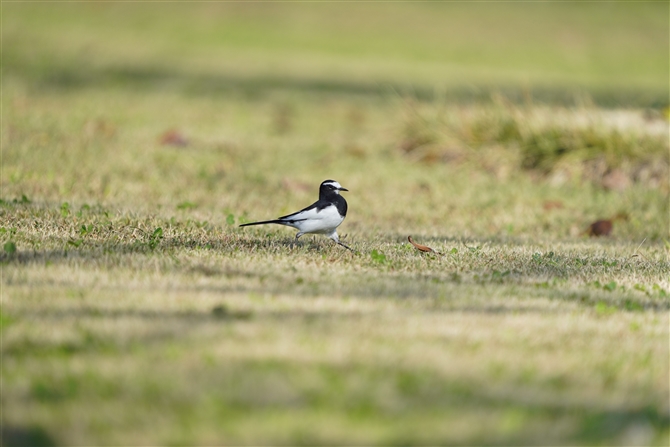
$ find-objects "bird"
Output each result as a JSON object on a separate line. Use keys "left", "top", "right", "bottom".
{"left": 240, "top": 179, "right": 353, "bottom": 251}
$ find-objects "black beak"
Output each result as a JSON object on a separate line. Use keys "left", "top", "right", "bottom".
{"left": 339, "top": 187, "right": 349, "bottom": 192}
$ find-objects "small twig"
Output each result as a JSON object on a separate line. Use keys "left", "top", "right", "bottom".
{"left": 631, "top": 237, "right": 649, "bottom": 261}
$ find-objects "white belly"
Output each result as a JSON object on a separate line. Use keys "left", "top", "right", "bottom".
{"left": 288, "top": 205, "right": 344, "bottom": 235}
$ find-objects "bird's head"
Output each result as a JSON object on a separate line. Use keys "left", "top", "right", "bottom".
{"left": 320, "top": 180, "right": 348, "bottom": 196}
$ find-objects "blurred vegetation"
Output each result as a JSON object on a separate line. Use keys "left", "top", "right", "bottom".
{"left": 2, "top": 3, "right": 669, "bottom": 446}
{"left": 3, "top": 2, "right": 668, "bottom": 106}
{"left": 399, "top": 98, "right": 668, "bottom": 187}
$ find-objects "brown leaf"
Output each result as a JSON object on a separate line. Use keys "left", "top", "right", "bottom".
{"left": 159, "top": 129, "right": 189, "bottom": 147}
{"left": 585, "top": 219, "right": 613, "bottom": 237}
{"left": 408, "top": 236, "right": 441, "bottom": 254}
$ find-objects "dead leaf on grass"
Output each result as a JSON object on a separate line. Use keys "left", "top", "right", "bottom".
{"left": 159, "top": 129, "right": 189, "bottom": 147}
{"left": 583, "top": 213, "right": 628, "bottom": 237}
{"left": 585, "top": 219, "right": 613, "bottom": 237}
{"left": 408, "top": 236, "right": 442, "bottom": 255}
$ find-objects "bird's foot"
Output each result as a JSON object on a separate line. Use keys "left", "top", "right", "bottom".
{"left": 336, "top": 240, "right": 355, "bottom": 252}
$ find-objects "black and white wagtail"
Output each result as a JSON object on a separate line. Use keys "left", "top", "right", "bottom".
{"left": 240, "top": 179, "right": 352, "bottom": 251}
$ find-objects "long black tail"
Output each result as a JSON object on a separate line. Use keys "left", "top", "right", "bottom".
{"left": 239, "top": 219, "right": 286, "bottom": 227}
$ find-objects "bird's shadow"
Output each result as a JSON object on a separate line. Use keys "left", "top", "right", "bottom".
{"left": 237, "top": 235, "right": 352, "bottom": 254}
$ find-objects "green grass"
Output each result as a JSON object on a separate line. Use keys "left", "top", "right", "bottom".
{"left": 3, "top": 2, "right": 669, "bottom": 105}
{"left": 2, "top": 3, "right": 669, "bottom": 446}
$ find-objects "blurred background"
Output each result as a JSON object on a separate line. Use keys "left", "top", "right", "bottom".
{"left": 4, "top": 2, "right": 668, "bottom": 104}
{"left": 2, "top": 3, "right": 669, "bottom": 446}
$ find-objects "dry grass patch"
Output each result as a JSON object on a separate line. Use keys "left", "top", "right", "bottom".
{"left": 398, "top": 98, "right": 669, "bottom": 190}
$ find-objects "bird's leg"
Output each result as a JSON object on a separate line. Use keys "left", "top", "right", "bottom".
{"left": 291, "top": 232, "right": 304, "bottom": 249}
{"left": 330, "top": 232, "right": 354, "bottom": 252}
{"left": 330, "top": 233, "right": 356, "bottom": 253}
{"left": 336, "top": 240, "right": 354, "bottom": 252}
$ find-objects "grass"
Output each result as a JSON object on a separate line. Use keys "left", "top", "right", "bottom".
{"left": 2, "top": 3, "right": 670, "bottom": 446}
{"left": 3, "top": 2, "right": 668, "bottom": 105}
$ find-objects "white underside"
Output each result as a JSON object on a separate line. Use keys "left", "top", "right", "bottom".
{"left": 281, "top": 205, "right": 344, "bottom": 241}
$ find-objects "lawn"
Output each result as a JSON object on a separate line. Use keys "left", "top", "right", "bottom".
{"left": 1, "top": 3, "right": 669, "bottom": 446}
